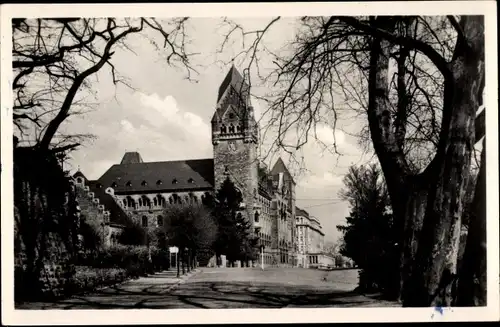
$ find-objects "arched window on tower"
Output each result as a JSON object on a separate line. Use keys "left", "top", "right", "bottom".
{"left": 254, "top": 211, "right": 260, "bottom": 223}
{"left": 236, "top": 125, "right": 241, "bottom": 132}
{"left": 228, "top": 124, "right": 235, "bottom": 133}
{"left": 220, "top": 124, "right": 227, "bottom": 134}
{"left": 153, "top": 197, "right": 158, "bottom": 207}
{"left": 157, "top": 215, "right": 163, "bottom": 227}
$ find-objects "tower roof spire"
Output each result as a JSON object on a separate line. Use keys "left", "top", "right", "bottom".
{"left": 217, "top": 65, "right": 249, "bottom": 103}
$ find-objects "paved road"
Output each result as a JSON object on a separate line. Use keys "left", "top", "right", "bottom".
{"left": 17, "top": 267, "right": 398, "bottom": 309}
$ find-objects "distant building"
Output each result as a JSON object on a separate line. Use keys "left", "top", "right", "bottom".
{"left": 73, "top": 67, "right": 298, "bottom": 266}
{"left": 295, "top": 206, "right": 333, "bottom": 268}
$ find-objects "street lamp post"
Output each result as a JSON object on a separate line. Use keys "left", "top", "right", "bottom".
{"left": 260, "top": 245, "right": 264, "bottom": 270}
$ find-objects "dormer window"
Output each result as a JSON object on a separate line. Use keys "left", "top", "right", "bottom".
{"left": 141, "top": 180, "right": 147, "bottom": 186}
{"left": 188, "top": 178, "right": 194, "bottom": 184}
{"left": 111, "top": 182, "right": 117, "bottom": 188}
{"left": 172, "top": 178, "right": 178, "bottom": 184}
{"left": 126, "top": 181, "right": 132, "bottom": 187}
{"left": 156, "top": 180, "right": 162, "bottom": 185}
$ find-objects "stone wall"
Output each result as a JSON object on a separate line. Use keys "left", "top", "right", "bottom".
{"left": 13, "top": 148, "right": 79, "bottom": 301}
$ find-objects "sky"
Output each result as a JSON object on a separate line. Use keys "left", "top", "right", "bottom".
{"left": 51, "top": 17, "right": 375, "bottom": 243}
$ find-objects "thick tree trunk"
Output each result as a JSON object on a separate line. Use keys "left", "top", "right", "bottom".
{"left": 457, "top": 138, "right": 487, "bottom": 306}
{"left": 181, "top": 250, "right": 186, "bottom": 274}
{"left": 403, "top": 16, "right": 484, "bottom": 307}
{"left": 176, "top": 251, "right": 180, "bottom": 278}
{"left": 367, "top": 16, "right": 484, "bottom": 307}
{"left": 398, "top": 179, "right": 429, "bottom": 302}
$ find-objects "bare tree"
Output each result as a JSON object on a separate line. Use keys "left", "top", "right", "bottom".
{"left": 12, "top": 17, "right": 197, "bottom": 154}
{"left": 217, "top": 15, "right": 485, "bottom": 306}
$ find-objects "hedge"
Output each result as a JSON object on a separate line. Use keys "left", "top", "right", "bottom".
{"left": 67, "top": 266, "right": 128, "bottom": 294}
{"left": 78, "top": 244, "right": 170, "bottom": 278}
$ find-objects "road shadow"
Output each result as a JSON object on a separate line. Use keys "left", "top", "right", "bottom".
{"left": 16, "top": 280, "right": 398, "bottom": 309}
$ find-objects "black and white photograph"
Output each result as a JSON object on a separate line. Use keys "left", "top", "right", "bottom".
{"left": 1, "top": 1, "right": 498, "bottom": 324}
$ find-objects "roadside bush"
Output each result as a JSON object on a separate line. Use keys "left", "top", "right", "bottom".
{"left": 66, "top": 266, "right": 127, "bottom": 295}
{"left": 78, "top": 244, "right": 169, "bottom": 278}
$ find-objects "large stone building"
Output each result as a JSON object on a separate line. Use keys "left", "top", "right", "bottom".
{"left": 74, "top": 67, "right": 298, "bottom": 267}
{"left": 295, "top": 207, "right": 334, "bottom": 268}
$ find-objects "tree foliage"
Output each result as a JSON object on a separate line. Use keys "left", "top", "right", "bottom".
{"left": 118, "top": 220, "right": 149, "bottom": 246}
{"left": 161, "top": 204, "right": 217, "bottom": 253}
{"left": 337, "top": 164, "right": 399, "bottom": 297}
{"left": 212, "top": 177, "right": 259, "bottom": 264}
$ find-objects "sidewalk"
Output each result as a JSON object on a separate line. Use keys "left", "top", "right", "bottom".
{"left": 16, "top": 268, "right": 200, "bottom": 310}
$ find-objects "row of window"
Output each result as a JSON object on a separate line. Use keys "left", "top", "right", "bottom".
{"left": 111, "top": 178, "right": 196, "bottom": 188}
{"left": 122, "top": 192, "right": 212, "bottom": 209}
{"left": 141, "top": 215, "right": 163, "bottom": 227}
{"left": 219, "top": 123, "right": 241, "bottom": 134}
{"left": 258, "top": 232, "right": 271, "bottom": 247}
{"left": 309, "top": 255, "right": 319, "bottom": 264}
{"left": 279, "top": 249, "right": 289, "bottom": 264}
{"left": 257, "top": 196, "right": 271, "bottom": 213}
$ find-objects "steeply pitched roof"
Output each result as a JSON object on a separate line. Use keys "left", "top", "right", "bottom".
{"left": 97, "top": 158, "right": 214, "bottom": 194}
{"left": 296, "top": 206, "right": 309, "bottom": 218}
{"left": 87, "top": 180, "right": 130, "bottom": 226}
{"left": 217, "top": 66, "right": 249, "bottom": 103}
{"left": 120, "top": 152, "right": 143, "bottom": 164}
{"left": 271, "top": 157, "right": 295, "bottom": 184}
{"left": 73, "top": 170, "right": 88, "bottom": 183}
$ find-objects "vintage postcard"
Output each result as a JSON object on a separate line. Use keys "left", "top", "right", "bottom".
{"left": 1, "top": 1, "right": 498, "bottom": 324}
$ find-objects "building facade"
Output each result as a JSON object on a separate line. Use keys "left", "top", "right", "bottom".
{"left": 74, "top": 67, "right": 297, "bottom": 267}
{"left": 295, "top": 207, "right": 332, "bottom": 268}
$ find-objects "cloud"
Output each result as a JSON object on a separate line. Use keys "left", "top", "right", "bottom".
{"left": 301, "top": 171, "right": 343, "bottom": 189}
{"left": 120, "top": 119, "right": 135, "bottom": 133}
{"left": 137, "top": 92, "right": 211, "bottom": 139}
{"left": 315, "top": 124, "right": 346, "bottom": 147}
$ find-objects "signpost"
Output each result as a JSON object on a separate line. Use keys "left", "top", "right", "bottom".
{"left": 169, "top": 246, "right": 178, "bottom": 268}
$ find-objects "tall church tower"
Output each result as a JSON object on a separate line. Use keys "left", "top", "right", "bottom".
{"left": 212, "top": 66, "right": 259, "bottom": 225}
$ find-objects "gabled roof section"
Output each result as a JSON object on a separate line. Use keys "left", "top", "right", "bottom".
{"left": 271, "top": 157, "right": 295, "bottom": 184}
{"left": 217, "top": 65, "right": 249, "bottom": 103}
{"left": 296, "top": 206, "right": 310, "bottom": 218}
{"left": 87, "top": 180, "right": 130, "bottom": 226}
{"left": 97, "top": 158, "right": 214, "bottom": 194}
{"left": 120, "top": 152, "right": 143, "bottom": 165}
{"left": 73, "top": 170, "right": 88, "bottom": 181}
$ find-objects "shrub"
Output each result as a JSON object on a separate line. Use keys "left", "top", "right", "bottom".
{"left": 78, "top": 244, "right": 169, "bottom": 278}
{"left": 66, "top": 266, "right": 127, "bottom": 295}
